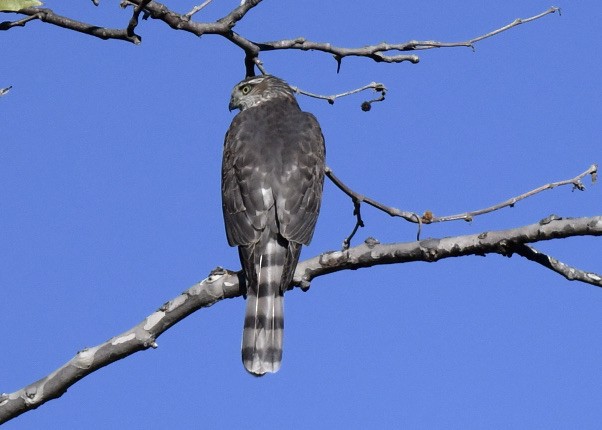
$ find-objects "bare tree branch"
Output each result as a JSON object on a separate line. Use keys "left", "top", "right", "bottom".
{"left": 1, "top": 4, "right": 560, "bottom": 75}
{"left": 325, "top": 165, "right": 421, "bottom": 222}
{"left": 3, "top": 7, "right": 142, "bottom": 43}
{"left": 216, "top": 0, "right": 263, "bottom": 28}
{"left": 256, "top": 37, "right": 418, "bottom": 65}
{"left": 430, "top": 164, "right": 598, "bottom": 223}
{"left": 3, "top": 0, "right": 260, "bottom": 42}
{"left": 125, "top": 0, "right": 151, "bottom": 40}
{"left": 1, "top": 215, "right": 600, "bottom": 424}
{"left": 467, "top": 6, "right": 560, "bottom": 45}
{"left": 296, "top": 216, "right": 602, "bottom": 286}
{"left": 512, "top": 243, "right": 602, "bottom": 288}
{"left": 254, "top": 7, "right": 560, "bottom": 65}
{"left": 291, "top": 81, "right": 386, "bottom": 108}
{"left": 327, "top": 164, "right": 598, "bottom": 232}
{"left": 0, "top": 13, "right": 37, "bottom": 29}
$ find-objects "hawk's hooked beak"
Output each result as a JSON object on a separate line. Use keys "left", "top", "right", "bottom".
{"left": 228, "top": 96, "right": 239, "bottom": 112}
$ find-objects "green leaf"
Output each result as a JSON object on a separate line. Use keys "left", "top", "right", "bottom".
{"left": 0, "top": 0, "right": 43, "bottom": 12}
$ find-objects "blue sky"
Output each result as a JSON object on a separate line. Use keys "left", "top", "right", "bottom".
{"left": 2, "top": 1, "right": 601, "bottom": 428}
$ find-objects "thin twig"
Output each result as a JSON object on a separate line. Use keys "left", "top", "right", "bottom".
{"left": 291, "top": 82, "right": 386, "bottom": 108}
{"left": 326, "top": 164, "right": 597, "bottom": 227}
{"left": 325, "top": 166, "right": 421, "bottom": 223}
{"left": 512, "top": 243, "right": 602, "bottom": 288}
{"left": 253, "top": 56, "right": 267, "bottom": 76}
{"left": 467, "top": 6, "right": 560, "bottom": 46}
{"left": 431, "top": 164, "right": 598, "bottom": 223}
{"left": 0, "top": 14, "right": 38, "bottom": 30}
{"left": 325, "top": 166, "right": 422, "bottom": 245}
{"left": 185, "top": 0, "right": 213, "bottom": 19}
{"left": 342, "top": 200, "right": 364, "bottom": 250}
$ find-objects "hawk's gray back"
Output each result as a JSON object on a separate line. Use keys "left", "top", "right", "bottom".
{"left": 222, "top": 75, "right": 325, "bottom": 375}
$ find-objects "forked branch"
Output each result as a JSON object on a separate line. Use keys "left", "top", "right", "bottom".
{"left": 327, "top": 164, "right": 598, "bottom": 241}
{"left": 256, "top": 7, "right": 560, "bottom": 66}
{"left": 291, "top": 81, "right": 387, "bottom": 109}
{"left": 1, "top": 4, "right": 560, "bottom": 74}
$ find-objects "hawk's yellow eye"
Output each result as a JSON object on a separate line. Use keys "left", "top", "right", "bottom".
{"left": 241, "top": 84, "right": 252, "bottom": 95}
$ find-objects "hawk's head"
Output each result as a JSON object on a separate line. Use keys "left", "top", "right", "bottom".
{"left": 229, "top": 75, "right": 297, "bottom": 112}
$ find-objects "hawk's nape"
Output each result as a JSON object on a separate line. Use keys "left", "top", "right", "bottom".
{"left": 222, "top": 75, "right": 325, "bottom": 376}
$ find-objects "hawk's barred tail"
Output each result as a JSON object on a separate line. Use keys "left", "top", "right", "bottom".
{"left": 241, "top": 233, "right": 289, "bottom": 376}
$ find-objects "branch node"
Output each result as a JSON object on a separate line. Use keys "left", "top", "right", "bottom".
{"left": 419, "top": 239, "right": 440, "bottom": 262}
{"left": 497, "top": 239, "right": 513, "bottom": 257}
{"left": 590, "top": 164, "right": 598, "bottom": 183}
{"left": 184, "top": 0, "right": 213, "bottom": 20}
{"left": 422, "top": 210, "right": 434, "bottom": 223}
{"left": 297, "top": 278, "right": 311, "bottom": 292}
{"left": 539, "top": 214, "right": 562, "bottom": 225}
{"left": 334, "top": 55, "right": 342, "bottom": 73}
{"left": 364, "top": 237, "right": 380, "bottom": 248}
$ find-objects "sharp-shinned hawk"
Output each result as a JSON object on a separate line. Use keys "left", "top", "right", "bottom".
{"left": 222, "top": 75, "right": 325, "bottom": 376}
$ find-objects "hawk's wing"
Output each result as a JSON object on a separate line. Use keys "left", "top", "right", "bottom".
{"left": 275, "top": 111, "right": 325, "bottom": 245}
{"left": 222, "top": 102, "right": 325, "bottom": 247}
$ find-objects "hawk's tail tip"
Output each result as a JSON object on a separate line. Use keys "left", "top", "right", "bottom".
{"left": 243, "top": 359, "right": 281, "bottom": 377}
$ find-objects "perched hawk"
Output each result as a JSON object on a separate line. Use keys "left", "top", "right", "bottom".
{"left": 222, "top": 75, "right": 325, "bottom": 376}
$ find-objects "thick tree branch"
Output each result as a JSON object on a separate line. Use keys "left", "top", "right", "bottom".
{"left": 125, "top": 0, "right": 151, "bottom": 40}
{"left": 1, "top": 215, "right": 600, "bottom": 424}
{"left": 255, "top": 37, "right": 419, "bottom": 65}
{"left": 296, "top": 216, "right": 602, "bottom": 285}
